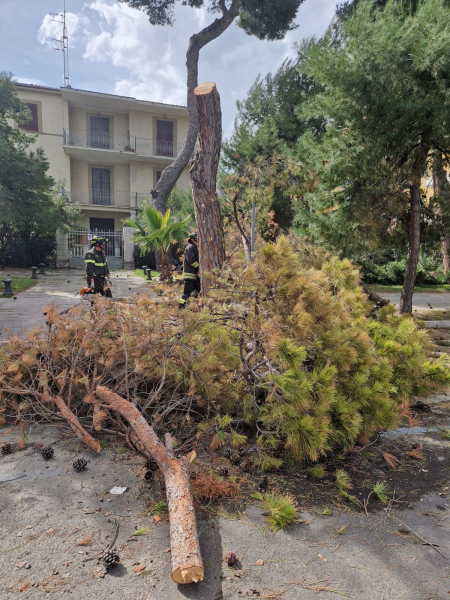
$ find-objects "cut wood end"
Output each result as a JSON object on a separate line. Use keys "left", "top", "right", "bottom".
{"left": 194, "top": 82, "right": 216, "bottom": 95}
{"left": 172, "top": 566, "right": 204, "bottom": 584}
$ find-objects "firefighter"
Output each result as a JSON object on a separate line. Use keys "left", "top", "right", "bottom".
{"left": 179, "top": 233, "right": 200, "bottom": 308}
{"left": 85, "top": 236, "right": 112, "bottom": 297}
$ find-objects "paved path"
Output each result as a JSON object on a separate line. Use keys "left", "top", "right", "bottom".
{"left": 378, "top": 291, "right": 450, "bottom": 312}
{"left": 0, "top": 268, "right": 152, "bottom": 340}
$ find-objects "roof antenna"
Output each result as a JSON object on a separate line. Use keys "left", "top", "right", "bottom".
{"left": 50, "top": 0, "right": 70, "bottom": 88}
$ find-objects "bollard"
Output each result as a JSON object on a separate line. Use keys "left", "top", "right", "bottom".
{"left": 38, "top": 263, "right": 46, "bottom": 275}
{"left": 2, "top": 279, "right": 13, "bottom": 297}
{"left": 31, "top": 267, "right": 38, "bottom": 280}
{"left": 141, "top": 266, "right": 147, "bottom": 276}
{"left": 157, "top": 289, "right": 163, "bottom": 297}
{"left": 146, "top": 268, "right": 152, "bottom": 281}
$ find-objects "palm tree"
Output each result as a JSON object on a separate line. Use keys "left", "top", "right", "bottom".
{"left": 124, "top": 205, "right": 191, "bottom": 282}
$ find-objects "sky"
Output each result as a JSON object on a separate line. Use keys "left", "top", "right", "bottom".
{"left": 0, "top": 0, "right": 339, "bottom": 137}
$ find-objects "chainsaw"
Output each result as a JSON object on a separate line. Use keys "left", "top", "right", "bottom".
{"left": 80, "top": 286, "right": 96, "bottom": 296}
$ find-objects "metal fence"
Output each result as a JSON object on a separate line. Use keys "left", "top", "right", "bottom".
{"left": 65, "top": 189, "right": 149, "bottom": 208}
{"left": 63, "top": 129, "right": 183, "bottom": 158}
{"left": 69, "top": 230, "right": 123, "bottom": 259}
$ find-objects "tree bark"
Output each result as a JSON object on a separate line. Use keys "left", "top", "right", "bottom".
{"left": 152, "top": 0, "right": 240, "bottom": 214}
{"left": 399, "top": 171, "right": 422, "bottom": 314}
{"left": 95, "top": 386, "right": 203, "bottom": 584}
{"left": 432, "top": 152, "right": 450, "bottom": 272}
{"left": 190, "top": 82, "right": 226, "bottom": 295}
{"left": 42, "top": 391, "right": 101, "bottom": 453}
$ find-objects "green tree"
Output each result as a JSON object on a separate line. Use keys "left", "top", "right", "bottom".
{"left": 120, "top": 0, "right": 306, "bottom": 214}
{"left": 296, "top": 0, "right": 450, "bottom": 313}
{"left": 124, "top": 205, "right": 190, "bottom": 281}
{"left": 0, "top": 73, "right": 79, "bottom": 265}
{"left": 221, "top": 59, "right": 320, "bottom": 239}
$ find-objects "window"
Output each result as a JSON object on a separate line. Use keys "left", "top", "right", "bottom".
{"left": 19, "top": 103, "right": 39, "bottom": 132}
{"left": 92, "top": 168, "right": 111, "bottom": 205}
{"left": 90, "top": 116, "right": 110, "bottom": 149}
{"left": 156, "top": 120, "right": 174, "bottom": 157}
{"left": 156, "top": 170, "right": 162, "bottom": 182}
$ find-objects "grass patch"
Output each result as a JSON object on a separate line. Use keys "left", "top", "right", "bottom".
{"left": 263, "top": 492, "right": 297, "bottom": 531}
{"left": 367, "top": 284, "right": 450, "bottom": 293}
{"left": 135, "top": 269, "right": 160, "bottom": 280}
{"left": 0, "top": 277, "right": 37, "bottom": 295}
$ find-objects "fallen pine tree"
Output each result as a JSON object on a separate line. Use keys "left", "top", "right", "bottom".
{"left": 1, "top": 236, "right": 449, "bottom": 463}
{"left": 1, "top": 236, "right": 449, "bottom": 580}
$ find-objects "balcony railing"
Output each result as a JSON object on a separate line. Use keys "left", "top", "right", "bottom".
{"left": 63, "top": 129, "right": 182, "bottom": 158}
{"left": 64, "top": 189, "right": 150, "bottom": 209}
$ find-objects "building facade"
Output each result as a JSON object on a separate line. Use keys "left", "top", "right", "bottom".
{"left": 13, "top": 83, "right": 190, "bottom": 268}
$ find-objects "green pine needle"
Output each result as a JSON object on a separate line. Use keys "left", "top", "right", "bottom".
{"left": 373, "top": 481, "right": 389, "bottom": 505}
{"left": 133, "top": 527, "right": 149, "bottom": 536}
{"left": 151, "top": 501, "right": 168, "bottom": 515}
{"left": 335, "top": 469, "right": 352, "bottom": 491}
{"left": 263, "top": 492, "right": 297, "bottom": 531}
{"left": 308, "top": 464, "right": 325, "bottom": 479}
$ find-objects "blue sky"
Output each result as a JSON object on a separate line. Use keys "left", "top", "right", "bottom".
{"left": 0, "top": 0, "right": 339, "bottom": 136}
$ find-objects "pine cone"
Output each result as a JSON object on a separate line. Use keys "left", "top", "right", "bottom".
{"left": 240, "top": 459, "right": 253, "bottom": 472}
{"left": 1, "top": 443, "right": 13, "bottom": 456}
{"left": 229, "top": 454, "right": 240, "bottom": 465}
{"left": 222, "top": 447, "right": 232, "bottom": 459}
{"left": 416, "top": 400, "right": 431, "bottom": 412}
{"left": 144, "top": 470, "right": 154, "bottom": 482}
{"left": 41, "top": 446, "right": 54, "bottom": 460}
{"left": 238, "top": 446, "right": 247, "bottom": 457}
{"left": 412, "top": 442, "right": 421, "bottom": 450}
{"left": 101, "top": 548, "right": 120, "bottom": 570}
{"left": 190, "top": 470, "right": 198, "bottom": 480}
{"left": 258, "top": 476, "right": 268, "bottom": 494}
{"left": 218, "top": 466, "right": 229, "bottom": 477}
{"left": 224, "top": 551, "right": 236, "bottom": 566}
{"left": 73, "top": 458, "right": 87, "bottom": 472}
{"left": 146, "top": 458, "right": 158, "bottom": 471}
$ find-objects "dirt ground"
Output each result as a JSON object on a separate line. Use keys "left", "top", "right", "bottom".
{"left": 1, "top": 393, "right": 450, "bottom": 600}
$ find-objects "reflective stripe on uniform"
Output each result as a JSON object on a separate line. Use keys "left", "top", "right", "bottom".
{"left": 85, "top": 259, "right": 95, "bottom": 264}
{"left": 190, "top": 261, "right": 199, "bottom": 268}
{"left": 94, "top": 262, "right": 106, "bottom": 267}
{"left": 179, "top": 298, "right": 187, "bottom": 304}
{"left": 182, "top": 273, "right": 198, "bottom": 280}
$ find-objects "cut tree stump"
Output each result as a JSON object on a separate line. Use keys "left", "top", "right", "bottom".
{"left": 190, "top": 81, "right": 226, "bottom": 295}
{"left": 95, "top": 386, "right": 204, "bottom": 584}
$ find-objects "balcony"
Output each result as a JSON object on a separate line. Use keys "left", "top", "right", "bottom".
{"left": 65, "top": 189, "right": 149, "bottom": 209}
{"left": 63, "top": 129, "right": 182, "bottom": 162}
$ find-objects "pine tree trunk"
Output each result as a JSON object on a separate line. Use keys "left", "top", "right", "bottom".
{"left": 152, "top": 1, "right": 240, "bottom": 214}
{"left": 433, "top": 152, "right": 450, "bottom": 272}
{"left": 95, "top": 386, "right": 203, "bottom": 584}
{"left": 399, "top": 172, "right": 422, "bottom": 314}
{"left": 190, "top": 82, "right": 226, "bottom": 294}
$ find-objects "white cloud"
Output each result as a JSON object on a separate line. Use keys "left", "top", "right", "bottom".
{"left": 38, "top": 12, "right": 80, "bottom": 48}
{"left": 83, "top": 1, "right": 187, "bottom": 105}
{"left": 14, "top": 77, "right": 46, "bottom": 86}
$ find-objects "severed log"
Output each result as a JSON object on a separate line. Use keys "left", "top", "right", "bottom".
{"left": 190, "top": 81, "right": 226, "bottom": 295}
{"left": 42, "top": 391, "right": 101, "bottom": 453}
{"left": 95, "top": 385, "right": 203, "bottom": 584}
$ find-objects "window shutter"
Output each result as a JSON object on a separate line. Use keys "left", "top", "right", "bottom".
{"left": 19, "top": 103, "right": 39, "bottom": 132}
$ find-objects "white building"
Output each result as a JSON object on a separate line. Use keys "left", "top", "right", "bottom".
{"left": 13, "top": 83, "right": 190, "bottom": 268}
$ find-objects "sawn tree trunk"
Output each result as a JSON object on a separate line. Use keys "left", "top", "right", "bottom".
{"left": 399, "top": 171, "right": 422, "bottom": 314}
{"left": 95, "top": 386, "right": 203, "bottom": 584}
{"left": 190, "top": 82, "right": 226, "bottom": 295}
{"left": 152, "top": 1, "right": 240, "bottom": 214}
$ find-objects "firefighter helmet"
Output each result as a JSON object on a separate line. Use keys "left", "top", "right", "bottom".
{"left": 187, "top": 232, "right": 198, "bottom": 242}
{"left": 91, "top": 236, "right": 107, "bottom": 247}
